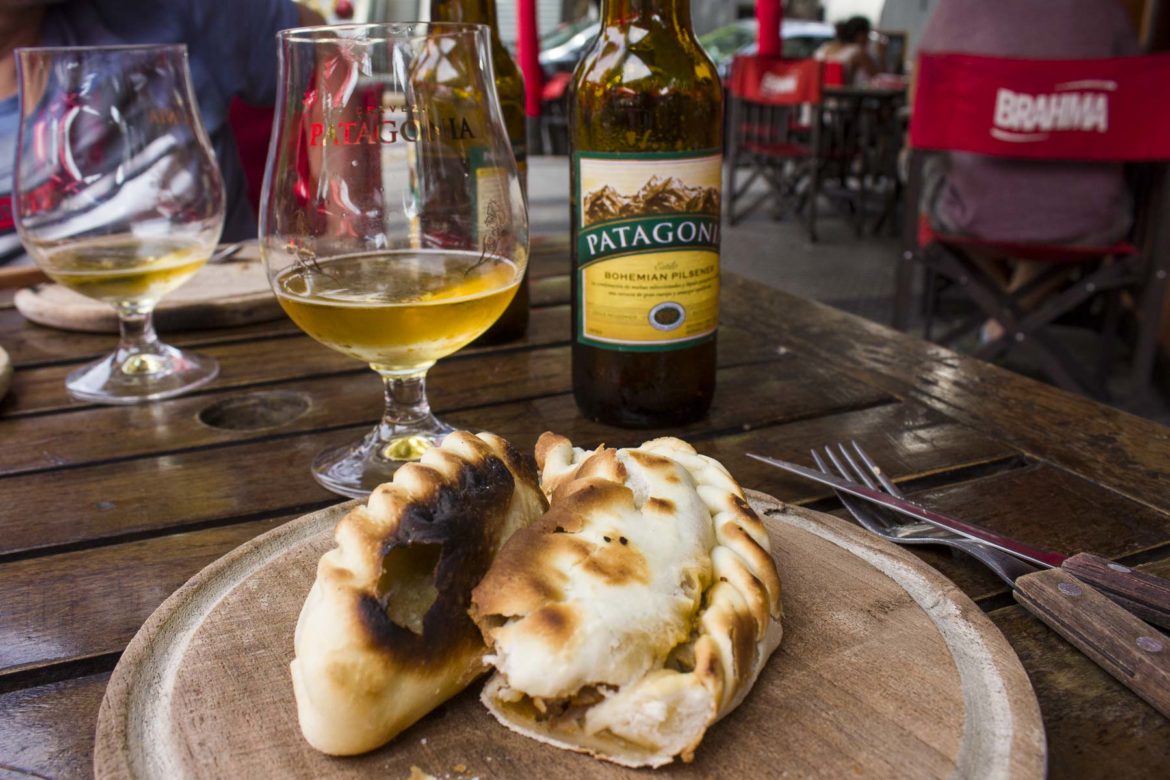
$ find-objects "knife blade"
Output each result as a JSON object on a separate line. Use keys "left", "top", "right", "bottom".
{"left": 746, "top": 452, "right": 1066, "bottom": 568}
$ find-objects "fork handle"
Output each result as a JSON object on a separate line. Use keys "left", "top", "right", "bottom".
{"left": 1060, "top": 553, "right": 1170, "bottom": 630}
{"left": 1014, "top": 568, "right": 1170, "bottom": 719}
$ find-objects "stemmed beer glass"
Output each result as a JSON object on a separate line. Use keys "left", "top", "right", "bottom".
{"left": 14, "top": 45, "right": 225, "bottom": 403}
{"left": 261, "top": 24, "right": 528, "bottom": 497}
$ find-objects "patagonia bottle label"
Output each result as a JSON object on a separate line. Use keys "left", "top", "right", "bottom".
{"left": 574, "top": 150, "right": 721, "bottom": 351}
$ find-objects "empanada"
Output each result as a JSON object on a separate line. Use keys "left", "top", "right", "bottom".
{"left": 291, "top": 431, "right": 547, "bottom": 755}
{"left": 470, "top": 433, "right": 782, "bottom": 768}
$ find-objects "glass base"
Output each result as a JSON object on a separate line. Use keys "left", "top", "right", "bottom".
{"left": 311, "top": 416, "right": 457, "bottom": 499}
{"left": 65, "top": 343, "right": 219, "bottom": 404}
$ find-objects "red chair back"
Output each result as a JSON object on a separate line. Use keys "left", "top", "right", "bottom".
{"left": 730, "top": 55, "right": 823, "bottom": 106}
{"left": 911, "top": 52, "right": 1170, "bottom": 161}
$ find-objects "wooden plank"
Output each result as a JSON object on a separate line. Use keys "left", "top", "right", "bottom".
{"left": 754, "top": 461, "right": 1170, "bottom": 607}
{"left": 989, "top": 557, "right": 1170, "bottom": 779}
{"left": 5, "top": 332, "right": 344, "bottom": 416}
{"left": 0, "top": 348, "right": 565, "bottom": 475}
{"left": 0, "top": 384, "right": 907, "bottom": 674}
{"left": 2, "top": 305, "right": 574, "bottom": 417}
{"left": 719, "top": 274, "right": 1170, "bottom": 516}
{"left": 0, "top": 672, "right": 109, "bottom": 780}
{"left": 0, "top": 349, "right": 887, "bottom": 558}
{"left": 702, "top": 403, "right": 1015, "bottom": 495}
{"left": 0, "top": 276, "right": 569, "bottom": 372}
{"left": 902, "top": 465, "right": 1170, "bottom": 569}
{"left": 0, "top": 434, "right": 343, "bottom": 559}
{"left": 0, "top": 325, "right": 785, "bottom": 476}
{"left": 528, "top": 233, "right": 569, "bottom": 278}
{"left": 0, "top": 306, "right": 303, "bottom": 369}
{"left": 0, "top": 402, "right": 1006, "bottom": 560}
{"left": 0, "top": 517, "right": 293, "bottom": 678}
{"left": 530, "top": 274, "right": 569, "bottom": 307}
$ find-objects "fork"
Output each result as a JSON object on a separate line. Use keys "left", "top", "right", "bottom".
{"left": 812, "top": 441, "right": 1039, "bottom": 587}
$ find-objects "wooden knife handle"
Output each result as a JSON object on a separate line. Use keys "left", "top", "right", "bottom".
{"left": 1014, "top": 567, "right": 1170, "bottom": 719}
{"left": 1061, "top": 553, "right": 1170, "bottom": 630}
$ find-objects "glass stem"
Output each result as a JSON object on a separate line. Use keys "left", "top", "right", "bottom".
{"left": 115, "top": 308, "right": 166, "bottom": 375}
{"left": 377, "top": 368, "right": 436, "bottom": 432}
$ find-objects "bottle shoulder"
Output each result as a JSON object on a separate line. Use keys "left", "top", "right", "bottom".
{"left": 572, "top": 23, "right": 720, "bottom": 95}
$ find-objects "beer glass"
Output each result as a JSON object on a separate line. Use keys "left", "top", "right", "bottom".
{"left": 261, "top": 24, "right": 527, "bottom": 497}
{"left": 14, "top": 45, "right": 225, "bottom": 403}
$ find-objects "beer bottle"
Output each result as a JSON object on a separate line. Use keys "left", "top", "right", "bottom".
{"left": 569, "top": 0, "right": 723, "bottom": 427}
{"left": 431, "top": 0, "right": 530, "bottom": 344}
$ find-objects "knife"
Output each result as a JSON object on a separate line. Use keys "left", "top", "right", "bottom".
{"left": 747, "top": 452, "right": 1170, "bottom": 630}
{"left": 748, "top": 452, "right": 1170, "bottom": 719}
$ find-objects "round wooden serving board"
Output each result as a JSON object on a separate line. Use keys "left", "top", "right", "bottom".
{"left": 14, "top": 245, "right": 282, "bottom": 333}
{"left": 94, "top": 492, "right": 1045, "bottom": 780}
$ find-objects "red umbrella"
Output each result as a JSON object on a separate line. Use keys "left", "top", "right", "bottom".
{"left": 757, "top": 0, "right": 783, "bottom": 58}
{"left": 516, "top": 0, "right": 543, "bottom": 117}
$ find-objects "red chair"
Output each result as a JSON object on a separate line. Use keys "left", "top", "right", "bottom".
{"left": 897, "top": 51, "right": 1170, "bottom": 399}
{"left": 726, "top": 55, "right": 825, "bottom": 240}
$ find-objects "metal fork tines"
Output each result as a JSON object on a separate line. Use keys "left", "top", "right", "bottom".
{"left": 813, "top": 441, "right": 1037, "bottom": 587}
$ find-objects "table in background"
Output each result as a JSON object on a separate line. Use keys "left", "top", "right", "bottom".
{"left": 824, "top": 83, "right": 907, "bottom": 235}
{"left": 1, "top": 233, "right": 1169, "bottom": 779}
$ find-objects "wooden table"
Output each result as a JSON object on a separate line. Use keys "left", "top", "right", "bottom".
{"left": 2, "top": 235, "right": 1169, "bottom": 779}
{"left": 823, "top": 83, "right": 907, "bottom": 236}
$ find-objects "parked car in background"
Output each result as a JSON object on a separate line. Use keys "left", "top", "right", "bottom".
{"left": 700, "top": 19, "right": 836, "bottom": 80}
{"left": 538, "top": 17, "right": 599, "bottom": 79}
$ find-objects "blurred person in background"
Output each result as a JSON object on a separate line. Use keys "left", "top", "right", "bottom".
{"left": 0, "top": 0, "right": 324, "bottom": 265}
{"left": 917, "top": 0, "right": 1139, "bottom": 342}
{"left": 815, "top": 15, "right": 879, "bottom": 85}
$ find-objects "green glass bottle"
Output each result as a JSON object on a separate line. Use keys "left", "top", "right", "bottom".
{"left": 431, "top": 0, "right": 529, "bottom": 344}
{"left": 569, "top": 0, "right": 723, "bottom": 427}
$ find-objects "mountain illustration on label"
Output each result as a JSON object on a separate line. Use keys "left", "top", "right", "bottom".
{"left": 583, "top": 175, "right": 721, "bottom": 227}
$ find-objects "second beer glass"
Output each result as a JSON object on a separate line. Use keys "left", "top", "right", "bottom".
{"left": 261, "top": 24, "right": 528, "bottom": 497}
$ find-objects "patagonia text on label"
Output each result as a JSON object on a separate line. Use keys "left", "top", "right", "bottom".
{"left": 581, "top": 216, "right": 720, "bottom": 262}
{"left": 308, "top": 115, "right": 476, "bottom": 146}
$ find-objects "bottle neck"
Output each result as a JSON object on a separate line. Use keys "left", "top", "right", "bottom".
{"left": 601, "top": 0, "right": 693, "bottom": 30}
{"left": 431, "top": 0, "right": 500, "bottom": 33}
